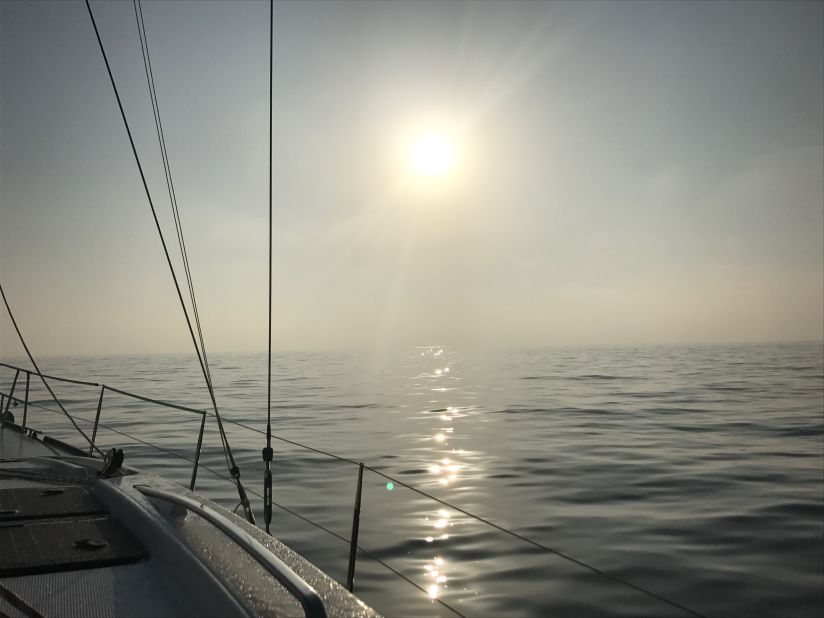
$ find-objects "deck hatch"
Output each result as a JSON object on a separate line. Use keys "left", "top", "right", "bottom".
{"left": 0, "top": 487, "right": 102, "bottom": 522}
{"left": 0, "top": 517, "right": 147, "bottom": 576}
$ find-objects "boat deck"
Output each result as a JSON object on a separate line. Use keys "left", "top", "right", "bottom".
{"left": 0, "top": 423, "right": 63, "bottom": 459}
{"left": 0, "top": 424, "right": 379, "bottom": 617}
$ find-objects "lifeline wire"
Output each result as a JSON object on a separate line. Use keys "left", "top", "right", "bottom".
{"left": 11, "top": 375, "right": 697, "bottom": 618}
{"left": 3, "top": 344, "right": 703, "bottom": 618}
{"left": 0, "top": 282, "right": 103, "bottom": 456}
{"left": 16, "top": 397, "right": 223, "bottom": 485}
{"left": 203, "top": 409, "right": 706, "bottom": 618}
{"left": 84, "top": 0, "right": 254, "bottom": 524}
{"left": 263, "top": 0, "right": 275, "bottom": 535}
{"left": 69, "top": 4, "right": 705, "bottom": 613}
{"left": 10, "top": 395, "right": 465, "bottom": 617}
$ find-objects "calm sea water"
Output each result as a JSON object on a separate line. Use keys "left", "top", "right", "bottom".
{"left": 1, "top": 343, "right": 822, "bottom": 617}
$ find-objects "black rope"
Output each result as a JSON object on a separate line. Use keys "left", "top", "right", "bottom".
{"left": 84, "top": 0, "right": 254, "bottom": 525}
{"left": 263, "top": 0, "right": 274, "bottom": 535}
{"left": 0, "top": 281, "right": 103, "bottom": 456}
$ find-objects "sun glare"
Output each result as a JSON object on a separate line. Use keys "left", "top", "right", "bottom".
{"left": 411, "top": 133, "right": 454, "bottom": 176}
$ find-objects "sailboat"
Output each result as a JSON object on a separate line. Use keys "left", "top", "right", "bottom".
{"left": 0, "top": 1, "right": 723, "bottom": 616}
{"left": 0, "top": 1, "right": 379, "bottom": 616}
{"left": 0, "top": 396, "right": 377, "bottom": 617}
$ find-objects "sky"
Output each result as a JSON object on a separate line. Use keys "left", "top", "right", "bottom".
{"left": 1, "top": 0, "right": 822, "bottom": 356}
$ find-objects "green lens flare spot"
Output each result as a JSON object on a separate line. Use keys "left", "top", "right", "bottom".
{"left": 386, "top": 482, "right": 394, "bottom": 491}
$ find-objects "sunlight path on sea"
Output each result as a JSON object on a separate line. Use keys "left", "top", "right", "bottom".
{"left": 1, "top": 343, "right": 822, "bottom": 617}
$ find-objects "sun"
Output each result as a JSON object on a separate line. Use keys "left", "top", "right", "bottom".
{"left": 411, "top": 133, "right": 454, "bottom": 176}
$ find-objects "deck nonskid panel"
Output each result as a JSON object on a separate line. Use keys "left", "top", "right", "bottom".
{"left": 0, "top": 426, "right": 379, "bottom": 617}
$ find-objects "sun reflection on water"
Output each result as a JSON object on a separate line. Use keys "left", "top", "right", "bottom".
{"left": 414, "top": 346, "right": 475, "bottom": 603}
{"left": 423, "top": 556, "right": 449, "bottom": 598}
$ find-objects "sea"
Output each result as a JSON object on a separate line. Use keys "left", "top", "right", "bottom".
{"left": 1, "top": 342, "right": 822, "bottom": 617}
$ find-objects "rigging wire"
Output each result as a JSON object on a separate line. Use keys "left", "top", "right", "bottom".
{"left": 0, "top": 282, "right": 104, "bottom": 457}
{"left": 3, "top": 378, "right": 460, "bottom": 618}
{"left": 262, "top": 0, "right": 275, "bottom": 535}
{"left": 10, "top": 380, "right": 700, "bottom": 617}
{"left": 5, "top": 392, "right": 464, "bottom": 615}
{"left": 130, "top": 0, "right": 234, "bottom": 484}
{"left": 84, "top": 0, "right": 254, "bottom": 524}
{"left": 128, "top": 0, "right": 241, "bottom": 512}
{"left": 0, "top": 348, "right": 702, "bottom": 617}
{"left": 132, "top": 0, "right": 210, "bottom": 379}
{"left": 202, "top": 410, "right": 706, "bottom": 618}
{"left": 130, "top": 0, "right": 252, "bottom": 522}
{"left": 75, "top": 3, "right": 704, "bottom": 614}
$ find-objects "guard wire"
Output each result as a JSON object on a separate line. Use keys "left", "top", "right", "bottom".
{"left": 84, "top": 0, "right": 254, "bottom": 524}
{"left": 9, "top": 395, "right": 463, "bottom": 616}
{"left": 201, "top": 410, "right": 705, "bottom": 617}
{"left": 15, "top": 397, "right": 232, "bottom": 485}
{"left": 361, "top": 467, "right": 705, "bottom": 618}
{"left": 10, "top": 377, "right": 700, "bottom": 617}
{"left": 0, "top": 281, "right": 103, "bottom": 457}
{"left": 56, "top": 4, "right": 705, "bottom": 613}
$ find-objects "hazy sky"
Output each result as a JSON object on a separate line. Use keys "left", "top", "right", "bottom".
{"left": 1, "top": 0, "right": 822, "bottom": 356}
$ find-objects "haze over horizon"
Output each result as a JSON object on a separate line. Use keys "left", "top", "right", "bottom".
{"left": 2, "top": 0, "right": 822, "bottom": 357}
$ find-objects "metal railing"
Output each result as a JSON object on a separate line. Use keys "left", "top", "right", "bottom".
{"left": 0, "top": 361, "right": 377, "bottom": 598}
{"left": 0, "top": 362, "right": 207, "bottom": 491}
{"left": 0, "top": 361, "right": 705, "bottom": 618}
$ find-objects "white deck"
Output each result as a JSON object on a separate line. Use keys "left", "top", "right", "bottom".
{"left": 0, "top": 423, "right": 379, "bottom": 618}
{"left": 0, "top": 423, "right": 62, "bottom": 458}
